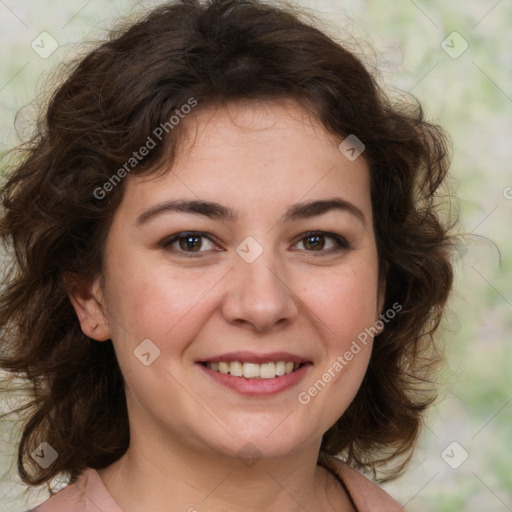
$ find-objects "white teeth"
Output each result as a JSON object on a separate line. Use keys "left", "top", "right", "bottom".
{"left": 275, "top": 361, "right": 286, "bottom": 376}
{"left": 205, "top": 360, "right": 302, "bottom": 378}
{"left": 243, "top": 362, "right": 260, "bottom": 379}
{"left": 259, "top": 362, "right": 276, "bottom": 379}
{"left": 230, "top": 361, "right": 243, "bottom": 377}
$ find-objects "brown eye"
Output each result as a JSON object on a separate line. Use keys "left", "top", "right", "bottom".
{"left": 162, "top": 232, "right": 219, "bottom": 257}
{"left": 178, "top": 235, "right": 203, "bottom": 252}
{"left": 302, "top": 234, "right": 326, "bottom": 250}
{"left": 293, "top": 231, "right": 350, "bottom": 255}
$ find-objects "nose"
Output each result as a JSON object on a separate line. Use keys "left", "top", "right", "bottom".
{"left": 221, "top": 249, "right": 299, "bottom": 333}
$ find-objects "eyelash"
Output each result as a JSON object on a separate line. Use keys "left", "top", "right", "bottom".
{"left": 161, "top": 231, "right": 351, "bottom": 258}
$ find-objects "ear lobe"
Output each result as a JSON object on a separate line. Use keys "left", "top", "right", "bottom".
{"left": 63, "top": 272, "right": 111, "bottom": 341}
{"left": 376, "top": 272, "right": 387, "bottom": 331}
{"left": 377, "top": 287, "right": 386, "bottom": 318}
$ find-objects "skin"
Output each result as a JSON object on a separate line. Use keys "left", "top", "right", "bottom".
{"left": 68, "top": 99, "right": 384, "bottom": 512}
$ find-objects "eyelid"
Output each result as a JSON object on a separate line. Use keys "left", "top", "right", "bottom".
{"left": 161, "top": 231, "right": 220, "bottom": 257}
{"left": 161, "top": 230, "right": 351, "bottom": 257}
{"left": 291, "top": 231, "right": 351, "bottom": 254}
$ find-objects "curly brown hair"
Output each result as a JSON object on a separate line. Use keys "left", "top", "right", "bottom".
{"left": 0, "top": 0, "right": 455, "bottom": 490}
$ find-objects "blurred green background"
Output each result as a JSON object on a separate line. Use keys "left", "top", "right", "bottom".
{"left": 0, "top": 0, "right": 511, "bottom": 510}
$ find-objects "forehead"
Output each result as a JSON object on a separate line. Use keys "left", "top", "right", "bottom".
{"left": 120, "top": 99, "right": 372, "bottom": 223}
{"left": 172, "top": 99, "right": 349, "bottom": 168}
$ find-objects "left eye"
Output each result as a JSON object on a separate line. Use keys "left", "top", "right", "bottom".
{"left": 161, "top": 231, "right": 349, "bottom": 258}
{"left": 293, "top": 232, "right": 349, "bottom": 254}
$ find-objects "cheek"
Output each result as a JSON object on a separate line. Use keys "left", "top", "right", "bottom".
{"left": 103, "top": 253, "right": 221, "bottom": 348}
{"left": 302, "top": 264, "right": 380, "bottom": 342}
{"left": 295, "top": 268, "right": 377, "bottom": 427}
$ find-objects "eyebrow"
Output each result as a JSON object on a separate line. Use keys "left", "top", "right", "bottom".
{"left": 136, "top": 197, "right": 366, "bottom": 227}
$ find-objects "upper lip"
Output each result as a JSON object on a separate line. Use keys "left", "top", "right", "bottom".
{"left": 198, "top": 351, "right": 311, "bottom": 364}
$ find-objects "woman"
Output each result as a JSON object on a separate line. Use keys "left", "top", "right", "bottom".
{"left": 0, "top": 0, "right": 456, "bottom": 510}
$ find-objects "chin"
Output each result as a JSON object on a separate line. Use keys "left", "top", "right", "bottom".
{"left": 198, "top": 421, "right": 316, "bottom": 463}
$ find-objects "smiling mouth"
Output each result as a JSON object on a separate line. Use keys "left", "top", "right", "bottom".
{"left": 199, "top": 361, "right": 306, "bottom": 379}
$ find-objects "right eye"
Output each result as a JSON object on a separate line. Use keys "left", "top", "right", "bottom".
{"left": 161, "top": 232, "right": 221, "bottom": 258}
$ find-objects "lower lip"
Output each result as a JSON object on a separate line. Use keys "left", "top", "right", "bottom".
{"left": 198, "top": 363, "right": 312, "bottom": 396}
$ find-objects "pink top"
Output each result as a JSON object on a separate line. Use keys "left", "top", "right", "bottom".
{"left": 29, "top": 455, "right": 405, "bottom": 511}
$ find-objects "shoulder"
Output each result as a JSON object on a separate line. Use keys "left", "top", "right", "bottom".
{"left": 319, "top": 452, "right": 406, "bottom": 512}
{"left": 27, "top": 468, "right": 123, "bottom": 512}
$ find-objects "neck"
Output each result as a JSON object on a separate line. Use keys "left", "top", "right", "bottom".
{"left": 97, "top": 428, "right": 352, "bottom": 512}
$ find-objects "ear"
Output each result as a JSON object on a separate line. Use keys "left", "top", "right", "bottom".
{"left": 375, "top": 267, "right": 387, "bottom": 334}
{"left": 377, "top": 278, "right": 386, "bottom": 317}
{"left": 63, "top": 272, "right": 111, "bottom": 341}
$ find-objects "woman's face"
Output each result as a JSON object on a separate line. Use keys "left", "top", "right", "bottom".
{"left": 83, "top": 99, "right": 384, "bottom": 461}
